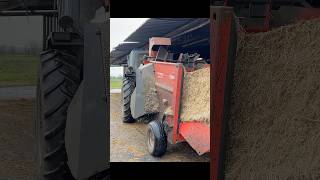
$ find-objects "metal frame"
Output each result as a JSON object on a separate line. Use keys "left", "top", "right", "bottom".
{"left": 224, "top": 0, "right": 320, "bottom": 32}
{"left": 0, "top": 9, "right": 57, "bottom": 16}
{"left": 210, "top": 6, "right": 237, "bottom": 180}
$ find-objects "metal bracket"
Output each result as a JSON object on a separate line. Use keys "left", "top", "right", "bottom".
{"left": 48, "top": 32, "right": 83, "bottom": 47}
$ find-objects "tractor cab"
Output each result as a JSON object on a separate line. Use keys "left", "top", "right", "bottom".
{"left": 126, "top": 49, "right": 148, "bottom": 74}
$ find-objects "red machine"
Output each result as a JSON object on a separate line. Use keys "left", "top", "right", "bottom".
{"left": 144, "top": 37, "right": 210, "bottom": 156}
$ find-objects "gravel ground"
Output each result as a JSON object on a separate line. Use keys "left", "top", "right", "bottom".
{"left": 0, "top": 99, "right": 36, "bottom": 180}
{"left": 110, "top": 93, "right": 209, "bottom": 162}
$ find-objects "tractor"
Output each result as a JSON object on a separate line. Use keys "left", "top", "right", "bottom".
{"left": 0, "top": 0, "right": 109, "bottom": 179}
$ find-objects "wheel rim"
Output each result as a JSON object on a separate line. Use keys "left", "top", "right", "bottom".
{"left": 147, "top": 128, "right": 155, "bottom": 153}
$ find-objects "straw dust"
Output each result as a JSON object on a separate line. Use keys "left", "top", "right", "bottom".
{"left": 180, "top": 67, "right": 210, "bottom": 124}
{"left": 144, "top": 76, "right": 160, "bottom": 114}
{"left": 225, "top": 19, "right": 320, "bottom": 179}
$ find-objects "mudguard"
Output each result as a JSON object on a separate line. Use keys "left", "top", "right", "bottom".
{"left": 130, "top": 63, "right": 159, "bottom": 119}
{"left": 65, "top": 10, "right": 109, "bottom": 180}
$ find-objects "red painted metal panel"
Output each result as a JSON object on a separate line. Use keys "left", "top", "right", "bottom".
{"left": 211, "top": 6, "right": 236, "bottom": 180}
{"left": 149, "top": 37, "right": 171, "bottom": 57}
{"left": 179, "top": 122, "right": 210, "bottom": 155}
{"left": 295, "top": 8, "right": 320, "bottom": 21}
{"left": 153, "top": 61, "right": 184, "bottom": 144}
{"left": 153, "top": 60, "right": 210, "bottom": 152}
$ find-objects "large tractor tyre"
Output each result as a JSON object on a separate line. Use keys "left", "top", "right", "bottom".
{"left": 147, "top": 120, "right": 167, "bottom": 157}
{"left": 36, "top": 49, "right": 81, "bottom": 180}
{"left": 122, "top": 76, "right": 135, "bottom": 123}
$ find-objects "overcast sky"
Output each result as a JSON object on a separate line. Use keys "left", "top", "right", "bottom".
{"left": 110, "top": 66, "right": 123, "bottom": 77}
{"left": 110, "top": 18, "right": 148, "bottom": 51}
{"left": 0, "top": 16, "right": 42, "bottom": 48}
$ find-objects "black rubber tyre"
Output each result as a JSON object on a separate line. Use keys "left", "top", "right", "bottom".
{"left": 146, "top": 120, "right": 167, "bottom": 157}
{"left": 122, "top": 76, "right": 135, "bottom": 123}
{"left": 36, "top": 49, "right": 81, "bottom": 180}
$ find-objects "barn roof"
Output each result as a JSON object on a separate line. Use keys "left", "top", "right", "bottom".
{"left": 111, "top": 18, "right": 210, "bottom": 65}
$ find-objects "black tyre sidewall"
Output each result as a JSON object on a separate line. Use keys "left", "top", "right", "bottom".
{"left": 37, "top": 49, "right": 80, "bottom": 180}
{"left": 122, "top": 76, "right": 135, "bottom": 123}
{"left": 147, "top": 120, "right": 167, "bottom": 157}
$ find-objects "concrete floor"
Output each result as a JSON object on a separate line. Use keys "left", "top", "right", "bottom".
{"left": 0, "top": 99, "right": 36, "bottom": 180}
{"left": 0, "top": 85, "right": 36, "bottom": 179}
{"left": 110, "top": 93, "right": 210, "bottom": 162}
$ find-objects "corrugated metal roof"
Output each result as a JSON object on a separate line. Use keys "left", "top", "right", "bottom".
{"left": 110, "top": 42, "right": 145, "bottom": 64}
{"left": 111, "top": 18, "right": 210, "bottom": 65}
{"left": 124, "top": 18, "right": 195, "bottom": 42}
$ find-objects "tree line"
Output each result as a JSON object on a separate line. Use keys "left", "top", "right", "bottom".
{"left": 0, "top": 41, "right": 41, "bottom": 55}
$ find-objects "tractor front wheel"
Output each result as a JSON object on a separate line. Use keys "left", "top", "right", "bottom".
{"left": 147, "top": 120, "right": 167, "bottom": 157}
{"left": 122, "top": 76, "right": 135, "bottom": 123}
{"left": 36, "top": 49, "right": 81, "bottom": 180}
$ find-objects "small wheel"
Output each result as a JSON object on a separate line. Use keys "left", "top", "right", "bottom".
{"left": 147, "top": 120, "right": 167, "bottom": 157}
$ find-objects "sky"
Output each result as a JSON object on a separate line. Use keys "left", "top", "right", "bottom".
{"left": 110, "top": 18, "right": 148, "bottom": 51}
{"left": 0, "top": 16, "right": 42, "bottom": 49}
{"left": 110, "top": 66, "right": 123, "bottom": 77}
{"left": 110, "top": 18, "right": 148, "bottom": 77}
